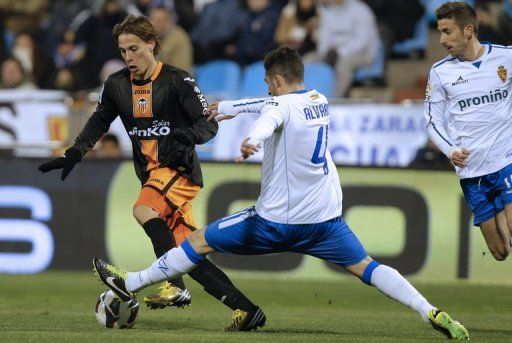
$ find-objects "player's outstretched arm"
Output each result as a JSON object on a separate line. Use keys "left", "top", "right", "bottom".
{"left": 38, "top": 82, "right": 118, "bottom": 179}
{"left": 38, "top": 147, "right": 82, "bottom": 180}
{"left": 38, "top": 78, "right": 118, "bottom": 179}
{"left": 207, "top": 97, "right": 269, "bottom": 122}
{"left": 207, "top": 101, "right": 236, "bottom": 122}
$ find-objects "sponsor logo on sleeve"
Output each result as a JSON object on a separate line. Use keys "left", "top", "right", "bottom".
{"left": 425, "top": 76, "right": 432, "bottom": 101}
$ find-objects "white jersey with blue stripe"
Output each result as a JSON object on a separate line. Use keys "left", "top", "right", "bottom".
{"left": 222, "top": 90, "right": 343, "bottom": 224}
{"left": 425, "top": 43, "right": 512, "bottom": 178}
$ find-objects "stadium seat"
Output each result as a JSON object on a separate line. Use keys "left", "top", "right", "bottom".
{"left": 391, "top": 14, "right": 429, "bottom": 59}
{"left": 354, "top": 40, "right": 385, "bottom": 86}
{"left": 195, "top": 60, "right": 241, "bottom": 100}
{"left": 304, "top": 62, "right": 335, "bottom": 98}
{"left": 240, "top": 61, "right": 267, "bottom": 98}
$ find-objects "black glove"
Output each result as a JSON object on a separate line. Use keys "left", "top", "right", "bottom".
{"left": 172, "top": 128, "right": 195, "bottom": 147}
{"left": 38, "top": 147, "right": 82, "bottom": 180}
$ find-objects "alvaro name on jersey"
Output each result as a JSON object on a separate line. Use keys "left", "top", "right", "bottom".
{"left": 219, "top": 90, "right": 343, "bottom": 225}
{"left": 425, "top": 43, "right": 512, "bottom": 179}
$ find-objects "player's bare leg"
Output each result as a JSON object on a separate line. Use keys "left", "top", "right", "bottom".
{"left": 480, "top": 213, "right": 509, "bottom": 261}
{"left": 503, "top": 204, "right": 512, "bottom": 247}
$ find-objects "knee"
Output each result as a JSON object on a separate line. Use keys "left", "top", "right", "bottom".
{"left": 133, "top": 204, "right": 158, "bottom": 225}
{"left": 132, "top": 204, "right": 143, "bottom": 223}
{"left": 186, "top": 229, "right": 213, "bottom": 255}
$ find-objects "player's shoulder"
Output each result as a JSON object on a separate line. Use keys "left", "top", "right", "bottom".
{"left": 160, "top": 64, "right": 195, "bottom": 84}
{"left": 487, "top": 43, "right": 512, "bottom": 56}
{"left": 306, "top": 89, "right": 328, "bottom": 103}
{"left": 262, "top": 96, "right": 284, "bottom": 109}
{"left": 260, "top": 96, "right": 290, "bottom": 117}
{"left": 105, "top": 67, "right": 130, "bottom": 84}
{"left": 279, "top": 89, "right": 327, "bottom": 103}
{"left": 432, "top": 55, "right": 458, "bottom": 71}
{"left": 161, "top": 63, "right": 189, "bottom": 77}
{"left": 160, "top": 64, "right": 201, "bottom": 93}
{"left": 264, "top": 91, "right": 308, "bottom": 108}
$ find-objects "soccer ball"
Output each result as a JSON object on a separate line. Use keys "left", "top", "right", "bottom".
{"left": 94, "top": 290, "right": 139, "bottom": 329}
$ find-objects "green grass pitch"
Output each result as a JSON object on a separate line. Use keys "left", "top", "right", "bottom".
{"left": 0, "top": 271, "right": 510, "bottom": 342}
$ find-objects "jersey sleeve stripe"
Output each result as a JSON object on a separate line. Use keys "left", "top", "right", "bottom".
{"left": 431, "top": 123, "right": 453, "bottom": 146}
{"left": 428, "top": 103, "right": 453, "bottom": 147}
{"left": 433, "top": 57, "right": 457, "bottom": 69}
{"left": 491, "top": 44, "right": 512, "bottom": 49}
{"left": 233, "top": 100, "right": 266, "bottom": 107}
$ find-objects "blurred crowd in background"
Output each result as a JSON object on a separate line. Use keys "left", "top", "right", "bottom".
{"left": 1, "top": 0, "right": 510, "bottom": 97}
{"left": 0, "top": 0, "right": 510, "bottom": 163}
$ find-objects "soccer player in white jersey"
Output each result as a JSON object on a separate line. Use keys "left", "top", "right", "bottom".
{"left": 425, "top": 2, "right": 512, "bottom": 262}
{"left": 93, "top": 47, "right": 469, "bottom": 339}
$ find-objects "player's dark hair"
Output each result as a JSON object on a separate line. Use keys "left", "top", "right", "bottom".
{"left": 263, "top": 47, "right": 304, "bottom": 84}
{"left": 436, "top": 2, "right": 478, "bottom": 35}
{"left": 113, "top": 15, "right": 161, "bottom": 55}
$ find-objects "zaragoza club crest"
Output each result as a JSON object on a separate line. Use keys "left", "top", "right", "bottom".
{"left": 498, "top": 65, "right": 507, "bottom": 82}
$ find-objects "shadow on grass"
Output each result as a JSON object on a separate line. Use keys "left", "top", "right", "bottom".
{"left": 261, "top": 328, "right": 342, "bottom": 335}
{"left": 468, "top": 327, "right": 512, "bottom": 336}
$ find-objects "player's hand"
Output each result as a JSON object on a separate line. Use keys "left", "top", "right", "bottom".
{"left": 38, "top": 147, "right": 82, "bottom": 180}
{"left": 450, "top": 147, "right": 469, "bottom": 168}
{"left": 207, "top": 102, "right": 235, "bottom": 122}
{"left": 235, "top": 137, "right": 260, "bottom": 163}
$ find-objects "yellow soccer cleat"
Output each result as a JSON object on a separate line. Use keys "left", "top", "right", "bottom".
{"left": 428, "top": 309, "right": 469, "bottom": 340}
{"left": 224, "top": 307, "right": 266, "bottom": 332}
{"left": 92, "top": 258, "right": 134, "bottom": 302}
{"left": 143, "top": 281, "right": 191, "bottom": 309}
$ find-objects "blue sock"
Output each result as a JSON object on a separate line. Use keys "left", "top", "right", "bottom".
{"left": 361, "top": 260, "right": 380, "bottom": 285}
{"left": 181, "top": 240, "right": 206, "bottom": 264}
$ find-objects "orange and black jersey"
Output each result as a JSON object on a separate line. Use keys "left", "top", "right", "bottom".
{"left": 71, "top": 62, "right": 217, "bottom": 187}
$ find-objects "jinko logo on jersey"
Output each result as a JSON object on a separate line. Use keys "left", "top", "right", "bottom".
{"left": 128, "top": 120, "right": 171, "bottom": 137}
{"left": 457, "top": 89, "right": 509, "bottom": 111}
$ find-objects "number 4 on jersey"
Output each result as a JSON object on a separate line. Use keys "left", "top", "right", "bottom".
{"left": 311, "top": 125, "right": 329, "bottom": 175}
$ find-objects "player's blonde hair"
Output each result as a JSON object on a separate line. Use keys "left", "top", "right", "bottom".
{"left": 113, "top": 15, "right": 161, "bottom": 55}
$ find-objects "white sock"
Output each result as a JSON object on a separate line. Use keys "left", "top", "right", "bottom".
{"left": 371, "top": 265, "right": 436, "bottom": 322}
{"left": 125, "top": 246, "right": 198, "bottom": 293}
